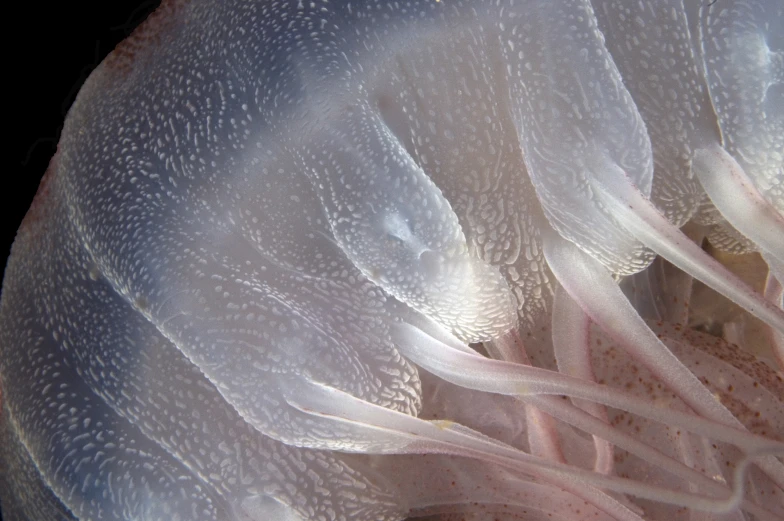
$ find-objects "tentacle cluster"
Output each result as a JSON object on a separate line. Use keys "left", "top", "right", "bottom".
{"left": 1, "top": 1, "right": 782, "bottom": 520}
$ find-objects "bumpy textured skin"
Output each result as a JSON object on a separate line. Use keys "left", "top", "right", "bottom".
{"left": 3, "top": 1, "right": 418, "bottom": 519}
{"left": 700, "top": 0, "right": 783, "bottom": 211}
{"left": 592, "top": 0, "right": 721, "bottom": 227}
{"left": 1, "top": 1, "right": 782, "bottom": 520}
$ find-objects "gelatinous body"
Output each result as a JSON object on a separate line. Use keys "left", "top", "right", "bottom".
{"left": 1, "top": 1, "right": 783, "bottom": 520}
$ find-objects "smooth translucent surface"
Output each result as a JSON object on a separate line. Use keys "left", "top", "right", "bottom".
{"left": 1, "top": 1, "right": 783, "bottom": 520}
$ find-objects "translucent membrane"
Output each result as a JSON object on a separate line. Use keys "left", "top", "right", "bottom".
{"left": 591, "top": 166, "right": 784, "bottom": 332}
{"left": 2, "top": 1, "right": 783, "bottom": 519}
{"left": 285, "top": 378, "right": 779, "bottom": 515}
{"left": 552, "top": 286, "right": 614, "bottom": 474}
{"left": 692, "top": 145, "right": 784, "bottom": 263}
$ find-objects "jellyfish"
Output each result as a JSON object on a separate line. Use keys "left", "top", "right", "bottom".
{"left": 1, "top": 1, "right": 782, "bottom": 520}
{"left": 591, "top": 0, "right": 783, "bottom": 262}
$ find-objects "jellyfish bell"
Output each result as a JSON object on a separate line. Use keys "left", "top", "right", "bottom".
{"left": 591, "top": 0, "right": 784, "bottom": 264}
{"left": 291, "top": 100, "right": 519, "bottom": 342}
{"left": 2, "top": 1, "right": 784, "bottom": 521}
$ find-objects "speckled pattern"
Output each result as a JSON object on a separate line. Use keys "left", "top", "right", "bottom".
{"left": 1, "top": 1, "right": 782, "bottom": 520}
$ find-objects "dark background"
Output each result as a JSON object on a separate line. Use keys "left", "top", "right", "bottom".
{"left": 2, "top": 1, "right": 160, "bottom": 283}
